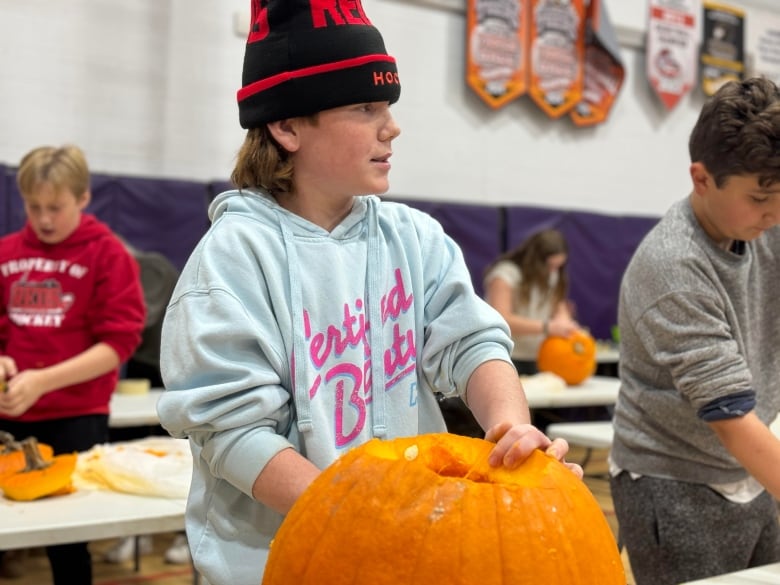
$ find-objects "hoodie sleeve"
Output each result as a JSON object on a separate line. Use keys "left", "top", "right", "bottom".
{"left": 411, "top": 212, "right": 514, "bottom": 399}
{"left": 88, "top": 235, "right": 146, "bottom": 362}
{"left": 157, "top": 228, "right": 297, "bottom": 498}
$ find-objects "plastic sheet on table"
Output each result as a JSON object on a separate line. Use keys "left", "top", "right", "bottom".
{"left": 74, "top": 436, "right": 191, "bottom": 498}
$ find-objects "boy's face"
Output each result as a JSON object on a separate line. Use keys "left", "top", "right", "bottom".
{"left": 22, "top": 183, "right": 90, "bottom": 245}
{"left": 691, "top": 163, "right": 780, "bottom": 246}
{"left": 284, "top": 101, "right": 401, "bottom": 201}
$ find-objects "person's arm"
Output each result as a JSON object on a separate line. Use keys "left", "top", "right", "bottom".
{"left": 0, "top": 342, "right": 119, "bottom": 417}
{"left": 464, "top": 359, "right": 581, "bottom": 476}
{"left": 485, "top": 277, "right": 548, "bottom": 336}
{"left": 486, "top": 278, "right": 580, "bottom": 338}
{"left": 251, "top": 447, "right": 321, "bottom": 514}
{"left": 709, "top": 412, "right": 780, "bottom": 499}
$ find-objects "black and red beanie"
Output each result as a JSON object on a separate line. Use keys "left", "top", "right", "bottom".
{"left": 237, "top": 0, "right": 401, "bottom": 128}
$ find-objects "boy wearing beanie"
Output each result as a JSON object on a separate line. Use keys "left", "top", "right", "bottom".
{"left": 158, "top": 2, "right": 580, "bottom": 583}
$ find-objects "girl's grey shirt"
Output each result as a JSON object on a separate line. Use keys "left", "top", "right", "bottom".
{"left": 612, "top": 197, "right": 780, "bottom": 485}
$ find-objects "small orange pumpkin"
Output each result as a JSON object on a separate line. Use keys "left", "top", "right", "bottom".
{"left": 262, "top": 433, "right": 624, "bottom": 585}
{"left": 0, "top": 437, "right": 77, "bottom": 501}
{"left": 536, "top": 330, "right": 597, "bottom": 385}
{"left": 0, "top": 431, "right": 55, "bottom": 479}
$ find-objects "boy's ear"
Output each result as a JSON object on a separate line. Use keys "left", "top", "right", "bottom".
{"left": 689, "top": 162, "right": 712, "bottom": 196}
{"left": 78, "top": 189, "right": 91, "bottom": 210}
{"left": 267, "top": 119, "right": 301, "bottom": 153}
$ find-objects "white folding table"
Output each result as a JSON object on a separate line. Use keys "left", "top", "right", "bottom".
{"left": 109, "top": 389, "right": 165, "bottom": 428}
{"left": 522, "top": 375, "right": 619, "bottom": 409}
{"left": 0, "top": 489, "right": 186, "bottom": 551}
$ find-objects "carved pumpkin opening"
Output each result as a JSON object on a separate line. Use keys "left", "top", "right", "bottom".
{"left": 406, "top": 443, "right": 491, "bottom": 483}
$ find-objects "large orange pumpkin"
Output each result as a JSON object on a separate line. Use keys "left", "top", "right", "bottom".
{"left": 262, "top": 433, "right": 624, "bottom": 585}
{"left": 536, "top": 330, "right": 597, "bottom": 385}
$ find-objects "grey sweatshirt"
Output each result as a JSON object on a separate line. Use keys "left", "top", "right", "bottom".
{"left": 612, "top": 197, "right": 780, "bottom": 484}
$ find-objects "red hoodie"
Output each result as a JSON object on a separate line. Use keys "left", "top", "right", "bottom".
{"left": 0, "top": 215, "right": 146, "bottom": 421}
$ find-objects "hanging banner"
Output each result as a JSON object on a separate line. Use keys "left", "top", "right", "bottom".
{"left": 700, "top": 2, "right": 745, "bottom": 96}
{"left": 747, "top": 8, "right": 780, "bottom": 84}
{"left": 570, "top": 0, "right": 625, "bottom": 127}
{"left": 646, "top": 0, "right": 700, "bottom": 111}
{"left": 466, "top": 0, "right": 531, "bottom": 109}
{"left": 528, "top": 0, "right": 586, "bottom": 119}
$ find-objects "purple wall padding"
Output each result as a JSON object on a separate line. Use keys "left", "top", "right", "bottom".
{"left": 1, "top": 168, "right": 659, "bottom": 339}
{"left": 5, "top": 170, "right": 26, "bottom": 234}
{"left": 0, "top": 165, "right": 10, "bottom": 236}
{"left": 505, "top": 206, "right": 658, "bottom": 340}
{"left": 207, "top": 180, "right": 234, "bottom": 202}
{"left": 2, "top": 172, "right": 210, "bottom": 272}
{"left": 390, "top": 198, "right": 502, "bottom": 297}
{"left": 87, "top": 175, "right": 210, "bottom": 271}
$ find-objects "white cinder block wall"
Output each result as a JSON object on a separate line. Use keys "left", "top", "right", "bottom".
{"left": 0, "top": 0, "right": 777, "bottom": 216}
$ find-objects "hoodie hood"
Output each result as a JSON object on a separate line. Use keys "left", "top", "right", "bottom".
{"left": 208, "top": 188, "right": 368, "bottom": 240}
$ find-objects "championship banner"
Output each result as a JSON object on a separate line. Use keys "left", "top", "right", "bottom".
{"left": 747, "top": 8, "right": 780, "bottom": 84}
{"left": 646, "top": 0, "right": 700, "bottom": 111}
{"left": 570, "top": 0, "right": 625, "bottom": 127}
{"left": 699, "top": 1, "right": 745, "bottom": 96}
{"left": 466, "top": 0, "right": 530, "bottom": 109}
{"left": 528, "top": 0, "right": 586, "bottom": 119}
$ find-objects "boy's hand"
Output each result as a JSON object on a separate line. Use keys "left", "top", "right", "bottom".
{"left": 0, "top": 369, "right": 46, "bottom": 417}
{"left": 0, "top": 355, "right": 18, "bottom": 384}
{"left": 485, "top": 421, "right": 583, "bottom": 479}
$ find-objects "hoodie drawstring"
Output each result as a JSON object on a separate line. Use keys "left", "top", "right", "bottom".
{"left": 278, "top": 213, "right": 313, "bottom": 434}
{"left": 366, "top": 200, "right": 387, "bottom": 437}
{"left": 279, "top": 199, "right": 387, "bottom": 438}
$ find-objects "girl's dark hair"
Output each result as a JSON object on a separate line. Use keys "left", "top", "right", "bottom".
{"left": 485, "top": 229, "right": 569, "bottom": 307}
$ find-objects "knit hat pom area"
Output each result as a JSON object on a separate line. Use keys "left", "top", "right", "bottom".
{"left": 237, "top": 0, "right": 401, "bottom": 128}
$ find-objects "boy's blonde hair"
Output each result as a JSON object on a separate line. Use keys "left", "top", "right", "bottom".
{"left": 16, "top": 144, "right": 90, "bottom": 199}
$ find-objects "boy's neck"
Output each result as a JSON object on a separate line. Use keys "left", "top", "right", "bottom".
{"left": 277, "top": 191, "right": 355, "bottom": 232}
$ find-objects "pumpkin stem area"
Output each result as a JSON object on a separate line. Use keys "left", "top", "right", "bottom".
{"left": 0, "top": 431, "right": 19, "bottom": 451}
{"left": 20, "top": 437, "right": 53, "bottom": 472}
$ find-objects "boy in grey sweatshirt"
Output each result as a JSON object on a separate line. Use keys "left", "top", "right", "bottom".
{"left": 611, "top": 77, "right": 780, "bottom": 585}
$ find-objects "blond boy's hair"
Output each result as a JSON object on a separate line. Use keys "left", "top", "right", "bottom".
{"left": 16, "top": 144, "right": 90, "bottom": 199}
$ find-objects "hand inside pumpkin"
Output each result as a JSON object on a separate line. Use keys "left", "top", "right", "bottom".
{"left": 485, "top": 421, "right": 583, "bottom": 479}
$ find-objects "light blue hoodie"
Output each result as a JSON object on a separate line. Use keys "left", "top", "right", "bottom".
{"left": 157, "top": 189, "right": 512, "bottom": 585}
